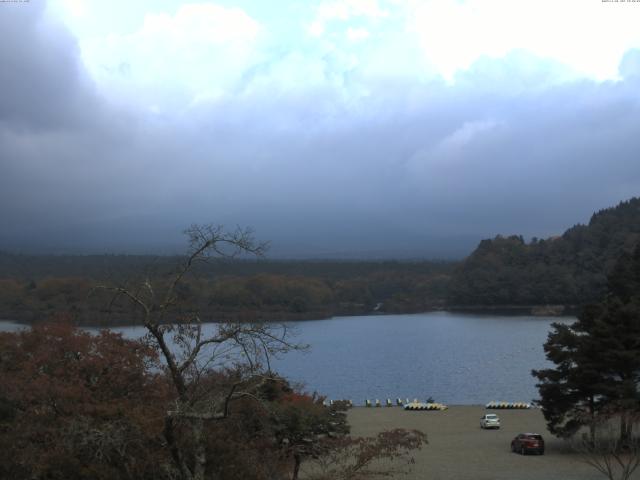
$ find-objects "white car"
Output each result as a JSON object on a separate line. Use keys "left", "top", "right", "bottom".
{"left": 480, "top": 413, "right": 501, "bottom": 429}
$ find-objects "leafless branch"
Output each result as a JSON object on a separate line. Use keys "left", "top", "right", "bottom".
{"left": 573, "top": 413, "right": 640, "bottom": 480}
{"left": 95, "top": 224, "right": 305, "bottom": 480}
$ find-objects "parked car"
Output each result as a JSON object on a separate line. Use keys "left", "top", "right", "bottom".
{"left": 480, "top": 413, "right": 501, "bottom": 429}
{"left": 511, "top": 433, "right": 545, "bottom": 455}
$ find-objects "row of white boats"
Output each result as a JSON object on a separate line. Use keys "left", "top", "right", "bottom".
{"left": 322, "top": 399, "right": 533, "bottom": 410}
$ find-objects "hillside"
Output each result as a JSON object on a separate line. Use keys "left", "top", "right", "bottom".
{"left": 448, "top": 197, "right": 640, "bottom": 308}
{"left": 0, "top": 255, "right": 453, "bottom": 324}
{"left": 2, "top": 198, "right": 640, "bottom": 323}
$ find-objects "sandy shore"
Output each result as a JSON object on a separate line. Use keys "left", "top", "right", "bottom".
{"left": 346, "top": 406, "right": 609, "bottom": 480}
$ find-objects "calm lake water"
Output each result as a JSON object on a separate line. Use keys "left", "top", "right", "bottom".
{"left": 0, "top": 312, "right": 571, "bottom": 405}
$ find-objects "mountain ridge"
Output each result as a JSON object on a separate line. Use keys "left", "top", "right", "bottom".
{"left": 448, "top": 197, "right": 640, "bottom": 307}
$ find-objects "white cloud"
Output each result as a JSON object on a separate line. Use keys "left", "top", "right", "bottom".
{"left": 58, "top": 0, "right": 87, "bottom": 18}
{"left": 50, "top": 0, "right": 640, "bottom": 116}
{"left": 438, "top": 120, "right": 501, "bottom": 152}
{"left": 407, "top": 119, "right": 503, "bottom": 180}
{"left": 404, "top": 0, "right": 640, "bottom": 81}
{"left": 77, "top": 3, "right": 262, "bottom": 109}
{"left": 317, "top": 1, "right": 352, "bottom": 22}
{"left": 319, "top": 0, "right": 388, "bottom": 21}
{"left": 308, "top": 0, "right": 388, "bottom": 37}
{"left": 346, "top": 27, "right": 370, "bottom": 42}
{"left": 308, "top": 20, "right": 325, "bottom": 37}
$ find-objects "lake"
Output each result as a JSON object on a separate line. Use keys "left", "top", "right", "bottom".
{"left": 0, "top": 312, "right": 571, "bottom": 405}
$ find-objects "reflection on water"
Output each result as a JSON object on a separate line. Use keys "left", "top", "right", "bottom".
{"left": 0, "top": 312, "right": 571, "bottom": 405}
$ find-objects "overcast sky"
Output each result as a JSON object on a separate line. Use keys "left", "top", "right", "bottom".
{"left": 1, "top": 0, "right": 640, "bottom": 258}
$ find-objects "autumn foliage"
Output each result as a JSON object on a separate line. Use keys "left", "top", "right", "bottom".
{"left": 0, "top": 319, "right": 170, "bottom": 479}
{"left": 0, "top": 320, "right": 426, "bottom": 480}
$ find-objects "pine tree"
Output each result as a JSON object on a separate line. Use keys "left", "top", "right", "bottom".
{"left": 533, "top": 244, "right": 640, "bottom": 442}
{"left": 533, "top": 319, "right": 603, "bottom": 439}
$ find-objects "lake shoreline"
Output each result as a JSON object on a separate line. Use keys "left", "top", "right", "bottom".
{"left": 3, "top": 312, "right": 571, "bottom": 404}
{"left": 445, "top": 304, "right": 579, "bottom": 317}
{"left": 0, "top": 304, "right": 577, "bottom": 328}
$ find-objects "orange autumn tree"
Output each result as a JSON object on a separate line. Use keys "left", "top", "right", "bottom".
{"left": 0, "top": 319, "right": 170, "bottom": 480}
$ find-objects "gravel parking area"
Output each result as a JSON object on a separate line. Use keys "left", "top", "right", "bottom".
{"left": 347, "top": 406, "right": 612, "bottom": 480}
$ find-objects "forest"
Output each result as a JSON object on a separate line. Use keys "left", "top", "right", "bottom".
{"left": 448, "top": 197, "right": 640, "bottom": 307}
{"left": 0, "top": 256, "right": 452, "bottom": 324}
{"left": 0, "top": 197, "right": 639, "bottom": 325}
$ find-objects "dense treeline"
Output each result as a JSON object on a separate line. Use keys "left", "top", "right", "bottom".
{"left": 0, "top": 254, "right": 452, "bottom": 281}
{"left": 2, "top": 197, "right": 640, "bottom": 323}
{"left": 448, "top": 198, "right": 640, "bottom": 307}
{"left": 0, "top": 258, "right": 453, "bottom": 324}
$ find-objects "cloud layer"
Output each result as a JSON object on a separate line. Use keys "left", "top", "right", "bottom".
{"left": 1, "top": 1, "right": 640, "bottom": 257}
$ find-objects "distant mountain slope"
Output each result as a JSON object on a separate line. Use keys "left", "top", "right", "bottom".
{"left": 448, "top": 198, "right": 640, "bottom": 307}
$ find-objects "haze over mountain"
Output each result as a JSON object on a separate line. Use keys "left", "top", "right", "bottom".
{"left": 2, "top": 1, "right": 640, "bottom": 258}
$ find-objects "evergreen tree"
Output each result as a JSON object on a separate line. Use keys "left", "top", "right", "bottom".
{"left": 450, "top": 197, "right": 640, "bottom": 306}
{"left": 533, "top": 318, "right": 603, "bottom": 439}
{"left": 533, "top": 244, "right": 640, "bottom": 442}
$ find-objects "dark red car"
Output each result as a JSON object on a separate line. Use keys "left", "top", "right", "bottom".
{"left": 511, "top": 433, "right": 545, "bottom": 455}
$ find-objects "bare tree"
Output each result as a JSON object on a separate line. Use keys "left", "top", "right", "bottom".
{"left": 97, "top": 224, "right": 302, "bottom": 480}
{"left": 303, "top": 429, "right": 427, "bottom": 480}
{"left": 573, "top": 412, "right": 640, "bottom": 480}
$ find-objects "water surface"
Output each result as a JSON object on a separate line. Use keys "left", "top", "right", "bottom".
{"left": 0, "top": 312, "right": 571, "bottom": 405}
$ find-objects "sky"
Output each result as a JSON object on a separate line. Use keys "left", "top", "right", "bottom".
{"left": 1, "top": 0, "right": 640, "bottom": 258}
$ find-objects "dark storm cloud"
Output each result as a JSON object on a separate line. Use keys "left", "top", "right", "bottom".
{"left": 0, "top": 2, "right": 95, "bottom": 131}
{"left": 0, "top": 3, "right": 141, "bottom": 247}
{"left": 1, "top": 4, "right": 639, "bottom": 258}
{"left": 169, "top": 62, "right": 640, "bottom": 256}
